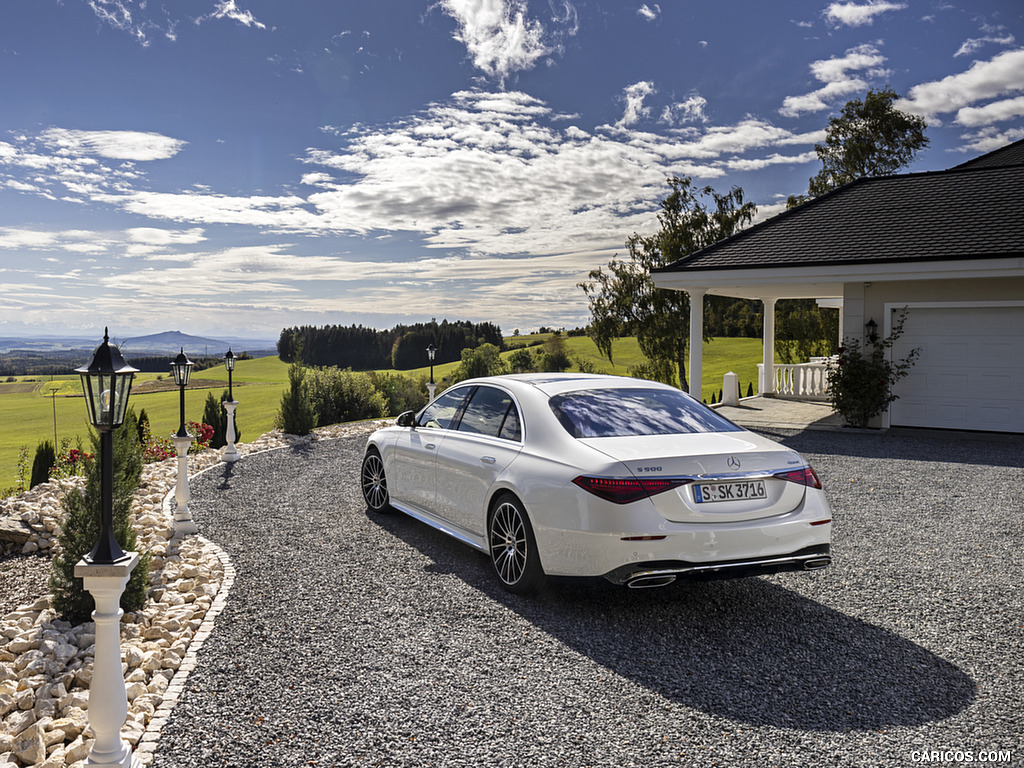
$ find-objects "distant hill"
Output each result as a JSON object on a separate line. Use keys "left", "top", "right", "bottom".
{"left": 0, "top": 331, "right": 278, "bottom": 376}
{"left": 121, "top": 330, "right": 235, "bottom": 356}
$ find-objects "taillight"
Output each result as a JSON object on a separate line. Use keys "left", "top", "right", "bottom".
{"left": 773, "top": 466, "right": 822, "bottom": 489}
{"left": 572, "top": 476, "right": 688, "bottom": 504}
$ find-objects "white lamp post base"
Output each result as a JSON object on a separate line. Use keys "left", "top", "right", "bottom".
{"left": 74, "top": 554, "right": 142, "bottom": 768}
{"left": 221, "top": 400, "right": 240, "bottom": 462}
{"left": 171, "top": 434, "right": 198, "bottom": 535}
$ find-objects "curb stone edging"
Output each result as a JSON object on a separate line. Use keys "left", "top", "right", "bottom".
{"left": 133, "top": 536, "right": 235, "bottom": 766}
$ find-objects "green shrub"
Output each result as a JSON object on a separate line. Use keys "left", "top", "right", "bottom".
{"left": 369, "top": 371, "right": 428, "bottom": 416}
{"left": 136, "top": 408, "right": 149, "bottom": 446}
{"left": 30, "top": 440, "right": 56, "bottom": 488}
{"left": 453, "top": 343, "right": 507, "bottom": 382}
{"left": 203, "top": 391, "right": 225, "bottom": 448}
{"left": 827, "top": 310, "right": 919, "bottom": 428}
{"left": 306, "top": 367, "right": 388, "bottom": 426}
{"left": 276, "top": 363, "right": 317, "bottom": 436}
{"left": 49, "top": 408, "right": 151, "bottom": 624}
{"left": 539, "top": 335, "right": 572, "bottom": 373}
{"left": 573, "top": 356, "right": 599, "bottom": 374}
{"left": 507, "top": 347, "right": 537, "bottom": 373}
{"left": 202, "top": 390, "right": 242, "bottom": 448}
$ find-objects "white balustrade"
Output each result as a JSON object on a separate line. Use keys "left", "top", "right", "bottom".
{"left": 756, "top": 359, "right": 834, "bottom": 401}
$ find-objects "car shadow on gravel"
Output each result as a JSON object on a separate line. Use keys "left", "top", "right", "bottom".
{"left": 369, "top": 510, "right": 977, "bottom": 733}
{"left": 752, "top": 426, "right": 1024, "bottom": 468}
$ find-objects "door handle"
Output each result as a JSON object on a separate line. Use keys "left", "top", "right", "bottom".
{"left": 481, "top": 456, "right": 497, "bottom": 464}
{"left": 425, "top": 443, "right": 437, "bottom": 450}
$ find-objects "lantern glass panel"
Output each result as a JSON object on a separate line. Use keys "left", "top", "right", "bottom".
{"left": 112, "top": 372, "right": 134, "bottom": 426}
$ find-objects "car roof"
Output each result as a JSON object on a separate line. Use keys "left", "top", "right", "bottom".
{"left": 457, "top": 372, "right": 683, "bottom": 398}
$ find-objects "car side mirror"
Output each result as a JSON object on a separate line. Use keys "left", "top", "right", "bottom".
{"left": 396, "top": 410, "right": 416, "bottom": 428}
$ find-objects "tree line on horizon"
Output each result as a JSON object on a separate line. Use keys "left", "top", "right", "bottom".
{"left": 276, "top": 319, "right": 503, "bottom": 371}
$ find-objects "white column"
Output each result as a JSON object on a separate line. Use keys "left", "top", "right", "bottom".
{"left": 687, "top": 288, "right": 707, "bottom": 398}
{"left": 75, "top": 555, "right": 141, "bottom": 768}
{"left": 762, "top": 297, "right": 778, "bottom": 396}
{"left": 221, "top": 400, "right": 240, "bottom": 463}
{"left": 171, "top": 434, "right": 198, "bottom": 535}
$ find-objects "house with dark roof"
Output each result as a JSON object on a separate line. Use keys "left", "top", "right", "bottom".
{"left": 652, "top": 139, "right": 1024, "bottom": 433}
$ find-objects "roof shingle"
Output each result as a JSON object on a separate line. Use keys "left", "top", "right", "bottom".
{"left": 657, "top": 140, "right": 1024, "bottom": 274}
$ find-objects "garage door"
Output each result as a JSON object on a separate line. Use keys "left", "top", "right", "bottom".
{"left": 888, "top": 305, "right": 1024, "bottom": 432}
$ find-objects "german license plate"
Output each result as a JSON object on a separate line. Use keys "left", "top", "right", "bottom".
{"left": 694, "top": 479, "right": 767, "bottom": 503}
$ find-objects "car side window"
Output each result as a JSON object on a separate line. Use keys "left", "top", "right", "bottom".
{"left": 418, "top": 388, "right": 470, "bottom": 430}
{"left": 498, "top": 403, "right": 521, "bottom": 442}
{"left": 458, "top": 386, "right": 521, "bottom": 441}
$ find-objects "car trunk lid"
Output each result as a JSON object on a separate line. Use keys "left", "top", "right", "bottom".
{"left": 578, "top": 432, "right": 810, "bottom": 523}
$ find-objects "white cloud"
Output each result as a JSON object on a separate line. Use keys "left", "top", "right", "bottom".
{"left": 823, "top": 1, "right": 906, "bottom": 27}
{"left": 637, "top": 4, "right": 661, "bottom": 22}
{"left": 439, "top": 0, "right": 553, "bottom": 81}
{"left": 955, "top": 33, "right": 1016, "bottom": 58}
{"left": 617, "top": 81, "right": 656, "bottom": 127}
{"left": 0, "top": 227, "right": 118, "bottom": 254}
{"left": 724, "top": 151, "right": 818, "bottom": 172}
{"left": 196, "top": 1, "right": 266, "bottom": 30}
{"left": 39, "top": 129, "right": 187, "bottom": 162}
{"left": 779, "top": 44, "right": 888, "bottom": 117}
{"left": 0, "top": 88, "right": 832, "bottom": 334}
{"left": 87, "top": 0, "right": 147, "bottom": 44}
{"left": 661, "top": 96, "right": 708, "bottom": 126}
{"left": 957, "top": 126, "right": 1024, "bottom": 154}
{"left": 901, "top": 48, "right": 1024, "bottom": 119}
{"left": 955, "top": 96, "right": 1024, "bottom": 127}
{"left": 84, "top": 0, "right": 266, "bottom": 44}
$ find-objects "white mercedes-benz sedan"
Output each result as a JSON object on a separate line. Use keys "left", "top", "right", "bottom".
{"left": 360, "top": 373, "right": 832, "bottom": 594}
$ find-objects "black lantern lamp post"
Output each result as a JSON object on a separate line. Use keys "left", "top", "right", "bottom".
{"left": 221, "top": 348, "right": 241, "bottom": 462}
{"left": 426, "top": 343, "right": 437, "bottom": 401}
{"left": 169, "top": 348, "right": 198, "bottom": 534}
{"left": 75, "top": 328, "right": 138, "bottom": 565}
{"left": 170, "top": 348, "right": 194, "bottom": 438}
{"left": 224, "top": 348, "right": 236, "bottom": 401}
{"left": 865, "top": 318, "right": 879, "bottom": 343}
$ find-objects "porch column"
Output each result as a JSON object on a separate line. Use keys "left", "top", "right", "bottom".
{"left": 688, "top": 288, "right": 706, "bottom": 398}
{"left": 762, "top": 297, "right": 777, "bottom": 396}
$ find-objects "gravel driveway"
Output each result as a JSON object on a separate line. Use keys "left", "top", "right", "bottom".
{"left": 149, "top": 429, "right": 1023, "bottom": 767}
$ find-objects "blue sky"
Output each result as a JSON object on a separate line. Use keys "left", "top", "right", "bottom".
{"left": 1, "top": 0, "right": 1022, "bottom": 341}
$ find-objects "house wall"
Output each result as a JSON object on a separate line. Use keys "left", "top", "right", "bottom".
{"left": 842, "top": 277, "right": 1024, "bottom": 346}
{"left": 840, "top": 276, "right": 1024, "bottom": 429}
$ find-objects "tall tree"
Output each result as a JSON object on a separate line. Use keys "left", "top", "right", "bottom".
{"left": 790, "top": 88, "right": 928, "bottom": 207}
{"left": 579, "top": 177, "right": 756, "bottom": 391}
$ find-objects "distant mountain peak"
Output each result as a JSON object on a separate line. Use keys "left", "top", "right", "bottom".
{"left": 120, "top": 331, "right": 233, "bottom": 356}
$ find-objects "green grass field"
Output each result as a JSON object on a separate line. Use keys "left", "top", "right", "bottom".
{"left": 0, "top": 337, "right": 767, "bottom": 492}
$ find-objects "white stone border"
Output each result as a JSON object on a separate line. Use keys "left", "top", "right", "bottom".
{"left": 134, "top": 535, "right": 235, "bottom": 766}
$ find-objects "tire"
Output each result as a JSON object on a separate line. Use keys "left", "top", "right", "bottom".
{"left": 488, "top": 493, "right": 545, "bottom": 595}
{"left": 361, "top": 449, "right": 391, "bottom": 513}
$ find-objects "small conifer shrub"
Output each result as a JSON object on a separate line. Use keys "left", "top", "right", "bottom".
{"left": 49, "top": 409, "right": 151, "bottom": 624}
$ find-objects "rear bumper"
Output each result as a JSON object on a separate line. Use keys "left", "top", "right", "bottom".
{"left": 602, "top": 544, "right": 832, "bottom": 588}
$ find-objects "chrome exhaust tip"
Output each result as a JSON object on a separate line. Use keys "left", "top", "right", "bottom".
{"left": 803, "top": 556, "right": 832, "bottom": 570}
{"left": 627, "top": 574, "right": 677, "bottom": 589}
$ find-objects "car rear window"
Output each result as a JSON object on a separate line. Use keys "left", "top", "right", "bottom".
{"left": 549, "top": 388, "right": 742, "bottom": 438}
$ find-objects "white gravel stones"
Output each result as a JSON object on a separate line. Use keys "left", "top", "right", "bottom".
{"left": 0, "top": 421, "right": 389, "bottom": 768}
